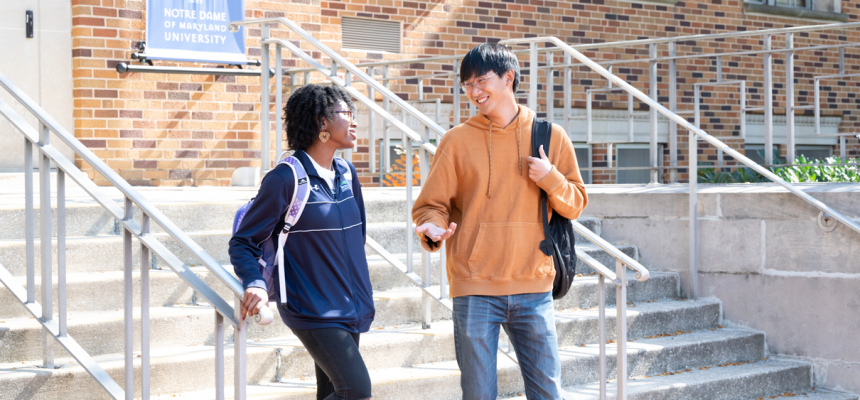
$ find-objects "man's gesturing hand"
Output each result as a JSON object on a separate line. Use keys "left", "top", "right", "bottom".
{"left": 241, "top": 287, "right": 268, "bottom": 321}
{"left": 415, "top": 222, "right": 458, "bottom": 242}
{"left": 527, "top": 145, "right": 552, "bottom": 183}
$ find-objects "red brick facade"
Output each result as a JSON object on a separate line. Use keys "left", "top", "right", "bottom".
{"left": 71, "top": 0, "right": 860, "bottom": 186}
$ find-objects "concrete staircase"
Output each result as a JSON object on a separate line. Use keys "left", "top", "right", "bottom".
{"left": 0, "top": 185, "right": 856, "bottom": 400}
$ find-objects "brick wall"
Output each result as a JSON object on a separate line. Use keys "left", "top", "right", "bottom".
{"left": 71, "top": 0, "right": 860, "bottom": 186}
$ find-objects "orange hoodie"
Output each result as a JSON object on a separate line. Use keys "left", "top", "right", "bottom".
{"left": 412, "top": 105, "right": 588, "bottom": 297}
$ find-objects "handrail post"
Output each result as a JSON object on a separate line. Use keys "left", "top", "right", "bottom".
{"left": 420, "top": 124, "right": 431, "bottom": 329}
{"left": 215, "top": 309, "right": 225, "bottom": 400}
{"left": 564, "top": 52, "right": 571, "bottom": 135}
{"left": 649, "top": 43, "right": 659, "bottom": 184}
{"left": 586, "top": 91, "right": 592, "bottom": 143}
{"left": 58, "top": 168, "right": 67, "bottom": 337}
{"left": 689, "top": 126, "right": 699, "bottom": 301}
{"left": 546, "top": 51, "right": 554, "bottom": 123}
{"left": 383, "top": 66, "right": 391, "bottom": 173}
{"left": 786, "top": 33, "right": 795, "bottom": 165}
{"left": 615, "top": 260, "right": 627, "bottom": 398}
{"left": 598, "top": 274, "right": 606, "bottom": 400}
{"left": 669, "top": 42, "right": 678, "bottom": 183}
{"left": 39, "top": 122, "right": 54, "bottom": 370}
{"left": 234, "top": 297, "right": 247, "bottom": 400}
{"left": 275, "top": 43, "right": 283, "bottom": 161}
{"left": 261, "top": 24, "right": 271, "bottom": 174}
{"left": 25, "top": 139, "right": 35, "bottom": 304}
{"left": 123, "top": 197, "right": 133, "bottom": 399}
{"left": 529, "top": 42, "right": 538, "bottom": 111}
{"left": 368, "top": 67, "right": 376, "bottom": 176}
{"left": 405, "top": 115, "right": 414, "bottom": 275}
{"left": 140, "top": 213, "right": 151, "bottom": 400}
{"left": 764, "top": 34, "right": 773, "bottom": 166}
{"left": 453, "top": 60, "right": 461, "bottom": 127}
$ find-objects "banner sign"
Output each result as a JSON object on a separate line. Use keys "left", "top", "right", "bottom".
{"left": 145, "top": 0, "right": 247, "bottom": 64}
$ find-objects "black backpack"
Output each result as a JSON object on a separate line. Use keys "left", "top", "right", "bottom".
{"left": 532, "top": 118, "right": 577, "bottom": 300}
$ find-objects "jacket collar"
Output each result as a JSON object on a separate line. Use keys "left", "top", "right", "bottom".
{"left": 293, "top": 149, "right": 348, "bottom": 178}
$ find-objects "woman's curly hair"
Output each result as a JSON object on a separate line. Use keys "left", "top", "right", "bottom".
{"left": 284, "top": 84, "right": 355, "bottom": 151}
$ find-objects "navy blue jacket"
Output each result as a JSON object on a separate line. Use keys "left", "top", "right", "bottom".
{"left": 228, "top": 150, "right": 375, "bottom": 333}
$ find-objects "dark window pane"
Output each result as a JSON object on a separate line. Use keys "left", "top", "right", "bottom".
{"left": 617, "top": 148, "right": 651, "bottom": 184}
{"left": 574, "top": 147, "right": 591, "bottom": 184}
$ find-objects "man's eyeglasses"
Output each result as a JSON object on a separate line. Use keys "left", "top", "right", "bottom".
{"left": 334, "top": 110, "right": 354, "bottom": 122}
{"left": 460, "top": 72, "right": 497, "bottom": 91}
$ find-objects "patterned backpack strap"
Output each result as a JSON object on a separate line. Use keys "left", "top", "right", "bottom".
{"left": 273, "top": 153, "right": 311, "bottom": 303}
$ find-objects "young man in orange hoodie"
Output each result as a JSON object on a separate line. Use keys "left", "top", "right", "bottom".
{"left": 412, "top": 43, "right": 588, "bottom": 399}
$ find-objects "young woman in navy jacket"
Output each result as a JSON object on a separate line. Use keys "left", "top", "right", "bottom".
{"left": 229, "top": 85, "right": 374, "bottom": 400}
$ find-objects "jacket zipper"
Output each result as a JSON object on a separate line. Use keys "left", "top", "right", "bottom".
{"left": 334, "top": 167, "right": 361, "bottom": 329}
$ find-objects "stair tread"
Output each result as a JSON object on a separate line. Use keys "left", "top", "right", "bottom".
{"left": 143, "top": 328, "right": 770, "bottom": 400}
{"left": 509, "top": 358, "right": 828, "bottom": 400}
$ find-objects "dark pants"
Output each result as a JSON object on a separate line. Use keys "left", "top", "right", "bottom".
{"left": 291, "top": 327, "right": 372, "bottom": 400}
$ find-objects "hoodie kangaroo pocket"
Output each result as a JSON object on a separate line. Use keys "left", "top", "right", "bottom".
{"left": 467, "top": 222, "right": 551, "bottom": 280}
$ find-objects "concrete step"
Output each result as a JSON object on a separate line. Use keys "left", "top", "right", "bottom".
{"left": 0, "top": 258, "right": 676, "bottom": 322}
{"left": 0, "top": 325, "right": 767, "bottom": 400}
{"left": 0, "top": 228, "right": 626, "bottom": 284}
{"left": 0, "top": 186, "right": 413, "bottom": 240}
{"left": 363, "top": 242, "right": 644, "bottom": 291}
{"left": 0, "top": 295, "right": 719, "bottom": 364}
{"left": 143, "top": 329, "right": 768, "bottom": 400}
{"left": 0, "top": 187, "right": 532, "bottom": 240}
{"left": 367, "top": 217, "right": 603, "bottom": 255}
{"left": 559, "top": 358, "right": 819, "bottom": 400}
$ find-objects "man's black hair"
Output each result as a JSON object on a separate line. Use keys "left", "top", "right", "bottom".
{"left": 459, "top": 43, "right": 520, "bottom": 93}
{"left": 284, "top": 84, "right": 355, "bottom": 151}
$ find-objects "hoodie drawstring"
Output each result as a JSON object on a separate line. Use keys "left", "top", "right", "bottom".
{"left": 516, "top": 115, "right": 522, "bottom": 177}
{"left": 486, "top": 107, "right": 525, "bottom": 199}
{"left": 487, "top": 123, "right": 493, "bottom": 198}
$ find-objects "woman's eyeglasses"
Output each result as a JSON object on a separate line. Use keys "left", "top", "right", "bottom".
{"left": 334, "top": 110, "right": 354, "bottom": 122}
{"left": 460, "top": 72, "right": 497, "bottom": 91}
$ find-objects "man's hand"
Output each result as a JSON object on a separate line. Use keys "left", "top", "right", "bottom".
{"left": 241, "top": 287, "right": 268, "bottom": 321}
{"left": 527, "top": 145, "right": 552, "bottom": 183}
{"left": 415, "top": 222, "right": 457, "bottom": 242}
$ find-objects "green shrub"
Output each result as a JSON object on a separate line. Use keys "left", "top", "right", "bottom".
{"left": 697, "top": 154, "right": 860, "bottom": 183}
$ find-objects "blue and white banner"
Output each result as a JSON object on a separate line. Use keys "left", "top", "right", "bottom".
{"left": 145, "top": 0, "right": 247, "bottom": 64}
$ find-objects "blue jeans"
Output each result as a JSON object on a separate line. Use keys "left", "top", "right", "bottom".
{"left": 453, "top": 291, "right": 562, "bottom": 400}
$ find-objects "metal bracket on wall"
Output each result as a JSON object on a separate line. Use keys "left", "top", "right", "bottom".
{"left": 818, "top": 211, "right": 838, "bottom": 232}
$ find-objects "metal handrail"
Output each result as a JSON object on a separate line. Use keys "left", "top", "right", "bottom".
{"left": 228, "top": 17, "right": 446, "bottom": 145}
{"left": 501, "top": 36, "right": 860, "bottom": 236}
{"left": 262, "top": 37, "right": 439, "bottom": 155}
{"left": 0, "top": 71, "right": 248, "bottom": 318}
{"left": 271, "top": 21, "right": 860, "bottom": 75}
{"left": 0, "top": 70, "right": 265, "bottom": 399}
{"left": 573, "top": 221, "right": 649, "bottom": 282}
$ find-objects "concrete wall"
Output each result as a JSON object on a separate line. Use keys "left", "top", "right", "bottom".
{"left": 0, "top": 0, "right": 74, "bottom": 170}
{"left": 583, "top": 183, "right": 860, "bottom": 393}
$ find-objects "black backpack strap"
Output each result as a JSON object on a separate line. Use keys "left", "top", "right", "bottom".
{"left": 532, "top": 118, "right": 554, "bottom": 257}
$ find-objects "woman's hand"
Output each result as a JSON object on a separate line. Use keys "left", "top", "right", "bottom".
{"left": 241, "top": 287, "right": 268, "bottom": 321}
{"left": 527, "top": 145, "right": 552, "bottom": 183}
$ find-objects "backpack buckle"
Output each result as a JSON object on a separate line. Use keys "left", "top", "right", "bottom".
{"left": 282, "top": 223, "right": 292, "bottom": 233}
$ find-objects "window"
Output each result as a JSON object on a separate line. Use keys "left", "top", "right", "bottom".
{"left": 744, "top": 145, "right": 767, "bottom": 166}
{"left": 616, "top": 145, "right": 662, "bottom": 184}
{"left": 573, "top": 145, "right": 592, "bottom": 184}
{"left": 745, "top": 0, "right": 810, "bottom": 8}
{"left": 341, "top": 17, "right": 402, "bottom": 54}
{"left": 797, "top": 145, "right": 832, "bottom": 161}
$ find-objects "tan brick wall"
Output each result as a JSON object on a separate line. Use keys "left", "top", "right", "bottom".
{"left": 71, "top": 0, "right": 860, "bottom": 186}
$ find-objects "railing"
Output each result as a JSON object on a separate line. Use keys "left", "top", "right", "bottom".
{"left": 271, "top": 21, "right": 860, "bottom": 183}
{"left": 0, "top": 70, "right": 272, "bottom": 400}
{"left": 498, "top": 36, "right": 860, "bottom": 305}
{"left": 230, "top": 16, "right": 654, "bottom": 399}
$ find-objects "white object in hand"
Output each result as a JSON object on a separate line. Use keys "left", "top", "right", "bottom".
{"left": 253, "top": 306, "right": 274, "bottom": 325}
